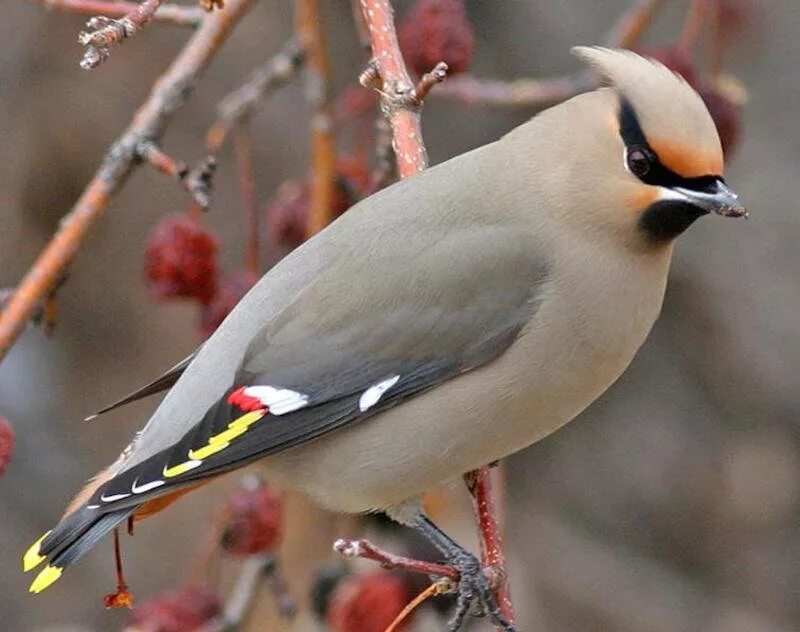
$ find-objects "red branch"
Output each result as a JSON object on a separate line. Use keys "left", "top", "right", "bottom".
{"left": 465, "top": 467, "right": 515, "bottom": 626}
{"left": 333, "top": 538, "right": 460, "bottom": 581}
{"left": 78, "top": 0, "right": 165, "bottom": 69}
{"left": 358, "top": 0, "right": 435, "bottom": 177}
{"left": 0, "top": 0, "right": 256, "bottom": 362}
{"left": 42, "top": 0, "right": 204, "bottom": 28}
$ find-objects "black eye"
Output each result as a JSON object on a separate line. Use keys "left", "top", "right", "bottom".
{"left": 626, "top": 147, "right": 652, "bottom": 177}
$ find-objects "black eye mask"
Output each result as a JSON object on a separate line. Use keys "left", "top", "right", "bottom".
{"left": 618, "top": 98, "right": 721, "bottom": 194}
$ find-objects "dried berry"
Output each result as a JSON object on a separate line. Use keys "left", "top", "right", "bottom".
{"left": 266, "top": 159, "right": 369, "bottom": 251}
{"left": 220, "top": 477, "right": 283, "bottom": 556}
{"left": 639, "top": 45, "right": 700, "bottom": 87}
{"left": 127, "top": 583, "right": 221, "bottom": 632}
{"left": 0, "top": 415, "right": 14, "bottom": 476}
{"left": 327, "top": 572, "right": 412, "bottom": 632}
{"left": 398, "top": 0, "right": 475, "bottom": 77}
{"left": 144, "top": 215, "right": 219, "bottom": 305}
{"left": 718, "top": 0, "right": 756, "bottom": 36}
{"left": 200, "top": 269, "right": 258, "bottom": 337}
{"left": 698, "top": 83, "right": 743, "bottom": 157}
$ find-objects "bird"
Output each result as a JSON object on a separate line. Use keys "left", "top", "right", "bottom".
{"left": 23, "top": 47, "right": 746, "bottom": 631}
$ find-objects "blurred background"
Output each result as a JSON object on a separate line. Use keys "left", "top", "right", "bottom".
{"left": 1, "top": 0, "right": 797, "bottom": 630}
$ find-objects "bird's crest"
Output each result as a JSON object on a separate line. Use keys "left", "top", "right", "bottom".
{"left": 572, "top": 46, "right": 723, "bottom": 177}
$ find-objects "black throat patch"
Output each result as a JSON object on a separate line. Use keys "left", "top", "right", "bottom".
{"left": 618, "top": 98, "right": 721, "bottom": 242}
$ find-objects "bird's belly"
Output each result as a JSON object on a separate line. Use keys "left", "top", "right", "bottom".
{"left": 260, "top": 280, "right": 663, "bottom": 514}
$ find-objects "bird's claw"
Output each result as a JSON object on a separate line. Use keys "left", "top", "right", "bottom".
{"left": 445, "top": 549, "right": 516, "bottom": 631}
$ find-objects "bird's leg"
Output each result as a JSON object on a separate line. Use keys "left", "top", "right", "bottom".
{"left": 411, "top": 515, "right": 517, "bottom": 632}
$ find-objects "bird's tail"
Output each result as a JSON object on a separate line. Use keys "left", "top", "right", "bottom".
{"left": 23, "top": 505, "right": 136, "bottom": 593}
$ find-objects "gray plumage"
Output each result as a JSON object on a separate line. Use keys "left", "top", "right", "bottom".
{"left": 25, "top": 47, "right": 745, "bottom": 600}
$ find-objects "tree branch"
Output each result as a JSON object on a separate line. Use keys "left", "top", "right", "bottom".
{"left": 205, "top": 40, "right": 305, "bottom": 152}
{"left": 41, "top": 0, "right": 204, "bottom": 28}
{"left": 358, "top": 0, "right": 436, "bottom": 177}
{"left": 77, "top": 0, "right": 165, "bottom": 70}
{"left": 295, "top": 0, "right": 336, "bottom": 238}
{"left": 465, "top": 467, "right": 515, "bottom": 626}
{"left": 333, "top": 538, "right": 459, "bottom": 581}
{"left": 0, "top": 0, "right": 255, "bottom": 362}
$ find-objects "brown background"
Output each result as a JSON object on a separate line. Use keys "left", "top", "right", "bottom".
{"left": 1, "top": 1, "right": 798, "bottom": 630}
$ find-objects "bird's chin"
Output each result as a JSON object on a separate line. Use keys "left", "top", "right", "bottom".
{"left": 637, "top": 200, "right": 709, "bottom": 242}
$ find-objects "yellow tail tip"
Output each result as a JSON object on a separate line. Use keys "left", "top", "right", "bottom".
{"left": 22, "top": 531, "right": 51, "bottom": 573}
{"left": 29, "top": 565, "right": 63, "bottom": 594}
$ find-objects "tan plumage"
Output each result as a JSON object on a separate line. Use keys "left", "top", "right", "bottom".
{"left": 24, "top": 48, "right": 745, "bottom": 629}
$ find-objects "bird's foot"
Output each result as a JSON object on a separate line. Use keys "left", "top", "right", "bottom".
{"left": 444, "top": 548, "right": 516, "bottom": 632}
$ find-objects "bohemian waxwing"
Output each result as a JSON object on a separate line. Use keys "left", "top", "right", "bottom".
{"left": 23, "top": 47, "right": 746, "bottom": 630}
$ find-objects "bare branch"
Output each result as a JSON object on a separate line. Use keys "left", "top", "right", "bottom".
{"left": 358, "top": 0, "right": 432, "bottom": 177}
{"left": 78, "top": 0, "right": 165, "bottom": 70}
{"left": 197, "top": 556, "right": 296, "bottom": 632}
{"left": 465, "top": 467, "right": 516, "bottom": 626}
{"left": 333, "top": 538, "right": 460, "bottom": 581}
{"left": 295, "top": 0, "right": 336, "bottom": 237}
{"left": 42, "top": 0, "right": 204, "bottom": 28}
{"left": 604, "top": 0, "right": 664, "bottom": 48}
{"left": 206, "top": 41, "right": 305, "bottom": 152}
{"left": 0, "top": 0, "right": 256, "bottom": 362}
{"left": 433, "top": 73, "right": 591, "bottom": 109}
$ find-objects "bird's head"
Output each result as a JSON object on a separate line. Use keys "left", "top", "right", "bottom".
{"left": 543, "top": 46, "right": 747, "bottom": 247}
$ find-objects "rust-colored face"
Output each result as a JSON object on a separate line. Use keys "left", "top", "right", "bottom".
{"left": 647, "top": 137, "right": 723, "bottom": 180}
{"left": 617, "top": 97, "right": 745, "bottom": 242}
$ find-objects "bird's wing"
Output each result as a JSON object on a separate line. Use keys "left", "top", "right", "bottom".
{"left": 89, "top": 225, "right": 547, "bottom": 510}
{"left": 85, "top": 351, "right": 198, "bottom": 420}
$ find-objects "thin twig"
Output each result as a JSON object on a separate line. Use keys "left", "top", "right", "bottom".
{"left": 78, "top": 0, "right": 165, "bottom": 70}
{"left": 385, "top": 582, "right": 444, "bottom": 632}
{"left": 604, "top": 0, "right": 664, "bottom": 48}
{"left": 42, "top": 0, "right": 204, "bottom": 28}
{"left": 433, "top": 74, "right": 592, "bottom": 109}
{"left": 435, "top": 0, "right": 662, "bottom": 110}
{"left": 233, "top": 125, "right": 260, "bottom": 276}
{"left": 0, "top": 0, "right": 256, "bottom": 362}
{"left": 409, "top": 61, "right": 448, "bottom": 106}
{"left": 295, "top": 0, "right": 336, "bottom": 237}
{"left": 205, "top": 40, "right": 305, "bottom": 152}
{"left": 197, "top": 556, "right": 289, "bottom": 632}
{"left": 679, "top": 0, "right": 709, "bottom": 53}
{"left": 138, "top": 141, "right": 216, "bottom": 208}
{"left": 333, "top": 538, "right": 459, "bottom": 581}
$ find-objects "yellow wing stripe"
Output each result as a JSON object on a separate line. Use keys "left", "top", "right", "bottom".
{"left": 163, "top": 460, "right": 202, "bottom": 478}
{"left": 188, "top": 441, "right": 229, "bottom": 461}
{"left": 22, "top": 531, "right": 51, "bottom": 573}
{"left": 29, "top": 565, "right": 63, "bottom": 593}
{"left": 228, "top": 410, "right": 266, "bottom": 430}
{"left": 165, "top": 411, "right": 267, "bottom": 478}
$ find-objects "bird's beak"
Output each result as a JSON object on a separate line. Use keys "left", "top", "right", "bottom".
{"left": 672, "top": 180, "right": 748, "bottom": 218}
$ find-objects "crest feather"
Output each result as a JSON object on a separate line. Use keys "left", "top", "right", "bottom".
{"left": 571, "top": 46, "right": 723, "bottom": 175}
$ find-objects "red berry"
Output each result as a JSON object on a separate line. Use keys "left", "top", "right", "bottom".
{"left": 327, "top": 572, "right": 412, "bottom": 632}
{"left": 220, "top": 477, "right": 283, "bottom": 556}
{"left": 144, "top": 215, "right": 219, "bottom": 305}
{"left": 200, "top": 269, "right": 258, "bottom": 336}
{"left": 266, "top": 160, "right": 368, "bottom": 251}
{"left": 0, "top": 416, "right": 14, "bottom": 476}
{"left": 127, "top": 583, "right": 221, "bottom": 632}
{"left": 698, "top": 84, "right": 742, "bottom": 157}
{"left": 638, "top": 45, "right": 699, "bottom": 87}
{"left": 399, "top": 0, "right": 475, "bottom": 77}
